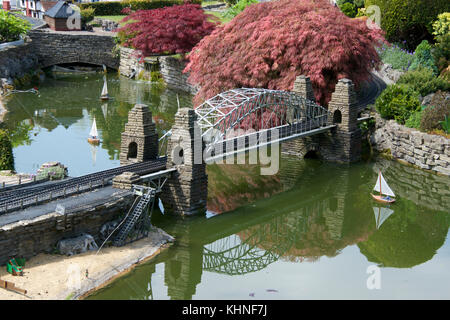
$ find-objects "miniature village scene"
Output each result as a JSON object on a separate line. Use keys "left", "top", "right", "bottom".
{"left": 0, "top": 0, "right": 448, "bottom": 301}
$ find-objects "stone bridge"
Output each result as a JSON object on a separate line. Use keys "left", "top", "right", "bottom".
{"left": 28, "top": 29, "right": 119, "bottom": 69}
{"left": 116, "top": 75, "right": 364, "bottom": 217}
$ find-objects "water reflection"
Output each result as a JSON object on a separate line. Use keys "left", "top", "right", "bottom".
{"left": 89, "top": 157, "right": 450, "bottom": 300}
{"left": 1, "top": 73, "right": 191, "bottom": 175}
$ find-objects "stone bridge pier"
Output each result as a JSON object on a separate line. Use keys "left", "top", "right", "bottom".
{"left": 282, "top": 76, "right": 362, "bottom": 163}
{"left": 161, "top": 108, "right": 208, "bottom": 216}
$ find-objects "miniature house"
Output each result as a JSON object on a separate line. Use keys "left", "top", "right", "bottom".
{"left": 44, "top": 0, "right": 80, "bottom": 31}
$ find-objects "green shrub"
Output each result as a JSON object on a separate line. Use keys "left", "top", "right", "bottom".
{"left": 409, "top": 40, "right": 438, "bottom": 75}
{"left": 440, "top": 115, "right": 450, "bottom": 133}
{"left": 405, "top": 110, "right": 423, "bottom": 129}
{"left": 365, "top": 0, "right": 450, "bottom": 50}
{"left": 397, "top": 67, "right": 450, "bottom": 97}
{"left": 432, "top": 34, "right": 450, "bottom": 74}
{"left": 340, "top": 2, "right": 357, "bottom": 18}
{"left": 420, "top": 91, "right": 450, "bottom": 132}
{"left": 378, "top": 43, "right": 415, "bottom": 71}
{"left": 223, "top": 0, "right": 239, "bottom": 6}
{"left": 376, "top": 84, "right": 421, "bottom": 124}
{"left": 78, "top": 0, "right": 185, "bottom": 16}
{"left": 223, "top": 0, "right": 257, "bottom": 18}
{"left": 0, "top": 9, "right": 30, "bottom": 43}
{"left": 432, "top": 12, "right": 450, "bottom": 38}
{"left": 80, "top": 7, "right": 95, "bottom": 25}
{"left": 0, "top": 129, "right": 14, "bottom": 171}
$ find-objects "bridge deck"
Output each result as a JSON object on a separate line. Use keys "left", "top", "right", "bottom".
{"left": 0, "top": 158, "right": 167, "bottom": 214}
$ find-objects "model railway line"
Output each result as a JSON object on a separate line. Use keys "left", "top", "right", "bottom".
{"left": 0, "top": 158, "right": 167, "bottom": 214}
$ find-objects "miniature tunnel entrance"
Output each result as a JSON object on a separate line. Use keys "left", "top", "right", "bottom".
{"left": 333, "top": 110, "right": 342, "bottom": 124}
{"left": 304, "top": 150, "right": 320, "bottom": 159}
{"left": 128, "top": 142, "right": 138, "bottom": 159}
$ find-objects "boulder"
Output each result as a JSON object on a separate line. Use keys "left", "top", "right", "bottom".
{"left": 57, "top": 234, "right": 98, "bottom": 256}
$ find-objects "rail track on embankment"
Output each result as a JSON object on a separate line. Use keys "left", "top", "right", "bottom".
{"left": 0, "top": 158, "right": 167, "bottom": 215}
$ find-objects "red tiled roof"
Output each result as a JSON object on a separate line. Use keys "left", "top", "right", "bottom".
{"left": 41, "top": 1, "right": 58, "bottom": 11}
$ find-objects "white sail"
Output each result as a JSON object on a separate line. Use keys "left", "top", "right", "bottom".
{"left": 373, "top": 172, "right": 395, "bottom": 197}
{"left": 89, "top": 118, "right": 98, "bottom": 137}
{"left": 91, "top": 144, "right": 97, "bottom": 166}
{"left": 101, "top": 77, "right": 108, "bottom": 97}
{"left": 373, "top": 207, "right": 394, "bottom": 229}
{"left": 101, "top": 103, "right": 108, "bottom": 120}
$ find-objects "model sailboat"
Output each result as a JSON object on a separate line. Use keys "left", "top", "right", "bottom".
{"left": 100, "top": 76, "right": 109, "bottom": 101}
{"left": 371, "top": 172, "right": 396, "bottom": 204}
{"left": 87, "top": 118, "right": 100, "bottom": 145}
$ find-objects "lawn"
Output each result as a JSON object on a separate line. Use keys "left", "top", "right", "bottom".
{"left": 205, "top": 10, "right": 232, "bottom": 24}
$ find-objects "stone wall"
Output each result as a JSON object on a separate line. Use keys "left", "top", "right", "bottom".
{"left": 28, "top": 29, "right": 119, "bottom": 69}
{"left": 371, "top": 114, "right": 450, "bottom": 176}
{"left": 0, "top": 191, "right": 133, "bottom": 265}
{"left": 119, "top": 47, "right": 198, "bottom": 94}
{"left": 0, "top": 40, "right": 38, "bottom": 82}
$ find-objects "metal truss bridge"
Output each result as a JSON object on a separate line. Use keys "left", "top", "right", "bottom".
{"left": 160, "top": 88, "right": 336, "bottom": 160}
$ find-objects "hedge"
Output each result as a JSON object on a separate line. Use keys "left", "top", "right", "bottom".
{"left": 0, "top": 129, "right": 14, "bottom": 171}
{"left": 78, "top": 0, "right": 201, "bottom": 16}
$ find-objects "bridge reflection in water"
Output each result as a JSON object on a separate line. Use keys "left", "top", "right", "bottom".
{"left": 88, "top": 155, "right": 450, "bottom": 300}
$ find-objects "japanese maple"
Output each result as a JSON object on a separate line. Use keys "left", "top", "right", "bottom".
{"left": 185, "top": 0, "right": 385, "bottom": 106}
{"left": 117, "top": 4, "right": 218, "bottom": 56}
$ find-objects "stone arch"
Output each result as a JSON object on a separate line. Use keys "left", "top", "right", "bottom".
{"left": 127, "top": 142, "right": 138, "bottom": 160}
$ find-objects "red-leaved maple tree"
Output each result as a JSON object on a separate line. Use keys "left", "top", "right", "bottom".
{"left": 185, "top": 0, "right": 385, "bottom": 106}
{"left": 117, "top": 4, "right": 218, "bottom": 56}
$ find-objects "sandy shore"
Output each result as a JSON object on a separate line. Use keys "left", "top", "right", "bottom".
{"left": 0, "top": 226, "right": 174, "bottom": 300}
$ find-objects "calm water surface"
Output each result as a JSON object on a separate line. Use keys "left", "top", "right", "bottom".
{"left": 3, "top": 73, "right": 449, "bottom": 299}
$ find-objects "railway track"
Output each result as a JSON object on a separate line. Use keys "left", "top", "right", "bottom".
{"left": 0, "top": 158, "right": 167, "bottom": 215}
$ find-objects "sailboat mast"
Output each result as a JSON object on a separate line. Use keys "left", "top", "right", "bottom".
{"left": 379, "top": 172, "right": 382, "bottom": 196}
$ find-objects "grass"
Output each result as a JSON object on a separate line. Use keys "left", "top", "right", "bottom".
{"left": 202, "top": 0, "right": 225, "bottom": 6}
{"left": 205, "top": 10, "right": 232, "bottom": 24}
{"left": 95, "top": 15, "right": 126, "bottom": 23}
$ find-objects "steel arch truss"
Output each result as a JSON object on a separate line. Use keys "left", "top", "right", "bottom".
{"left": 195, "top": 88, "right": 331, "bottom": 145}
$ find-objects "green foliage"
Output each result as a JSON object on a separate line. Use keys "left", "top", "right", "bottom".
{"left": 339, "top": 2, "right": 357, "bottom": 18}
{"left": 420, "top": 91, "right": 450, "bottom": 132}
{"left": 405, "top": 110, "right": 422, "bottom": 129}
{"left": 78, "top": 0, "right": 185, "bottom": 16}
{"left": 365, "top": 0, "right": 450, "bottom": 50}
{"left": 409, "top": 40, "right": 438, "bottom": 75}
{"left": 378, "top": 43, "right": 414, "bottom": 71}
{"left": 80, "top": 7, "right": 95, "bottom": 25}
{"left": 432, "top": 12, "right": 450, "bottom": 38}
{"left": 397, "top": 67, "right": 450, "bottom": 97}
{"left": 376, "top": 84, "right": 421, "bottom": 124}
{"left": 0, "top": 129, "right": 14, "bottom": 171}
{"left": 440, "top": 115, "right": 450, "bottom": 133}
{"left": 432, "top": 34, "right": 450, "bottom": 74}
{"left": 223, "top": 0, "right": 238, "bottom": 6}
{"left": 37, "top": 165, "right": 66, "bottom": 180}
{"left": 223, "top": 0, "right": 257, "bottom": 18}
{"left": 0, "top": 9, "right": 30, "bottom": 43}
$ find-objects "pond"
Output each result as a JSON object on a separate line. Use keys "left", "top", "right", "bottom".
{"left": 2, "top": 73, "right": 449, "bottom": 299}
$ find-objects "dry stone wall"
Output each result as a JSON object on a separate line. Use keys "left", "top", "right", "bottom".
{"left": 0, "top": 41, "right": 38, "bottom": 85}
{"left": 119, "top": 47, "right": 198, "bottom": 94}
{"left": 0, "top": 191, "right": 133, "bottom": 265}
{"left": 371, "top": 114, "right": 450, "bottom": 176}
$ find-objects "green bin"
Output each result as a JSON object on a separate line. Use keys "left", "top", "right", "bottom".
{"left": 6, "top": 258, "right": 25, "bottom": 276}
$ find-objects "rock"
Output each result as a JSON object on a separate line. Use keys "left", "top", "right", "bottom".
{"left": 57, "top": 234, "right": 98, "bottom": 256}
{"left": 421, "top": 93, "right": 435, "bottom": 106}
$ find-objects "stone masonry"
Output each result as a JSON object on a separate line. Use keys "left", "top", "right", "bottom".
{"left": 28, "top": 29, "right": 119, "bottom": 69}
{"left": 0, "top": 41, "right": 38, "bottom": 81}
{"left": 282, "top": 77, "right": 362, "bottom": 163}
{"left": 371, "top": 114, "right": 450, "bottom": 176}
{"left": 112, "top": 172, "right": 142, "bottom": 190}
{"left": 119, "top": 47, "right": 198, "bottom": 94}
{"left": 161, "top": 108, "right": 208, "bottom": 216}
{"left": 120, "top": 104, "right": 158, "bottom": 166}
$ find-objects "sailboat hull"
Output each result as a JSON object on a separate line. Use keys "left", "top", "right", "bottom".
{"left": 88, "top": 138, "right": 100, "bottom": 145}
{"left": 371, "top": 194, "right": 395, "bottom": 204}
{"left": 100, "top": 95, "right": 109, "bottom": 101}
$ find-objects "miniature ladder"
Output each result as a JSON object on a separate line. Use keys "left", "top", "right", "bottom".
{"left": 113, "top": 187, "right": 156, "bottom": 247}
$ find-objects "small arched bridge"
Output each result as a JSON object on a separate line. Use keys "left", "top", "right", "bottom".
{"left": 28, "top": 29, "right": 119, "bottom": 70}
